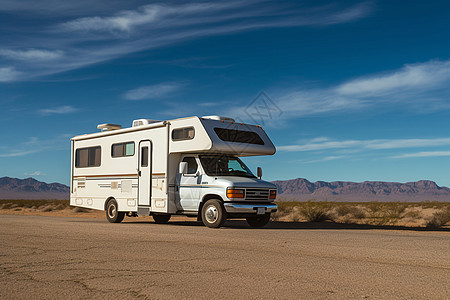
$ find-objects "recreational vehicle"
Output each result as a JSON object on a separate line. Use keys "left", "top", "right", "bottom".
{"left": 70, "top": 116, "right": 277, "bottom": 228}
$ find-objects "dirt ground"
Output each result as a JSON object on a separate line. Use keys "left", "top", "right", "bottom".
{"left": 1, "top": 212, "right": 449, "bottom": 299}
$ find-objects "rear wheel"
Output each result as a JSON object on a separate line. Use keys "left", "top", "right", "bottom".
{"left": 152, "top": 214, "right": 171, "bottom": 224}
{"left": 201, "top": 199, "right": 227, "bottom": 228}
{"left": 246, "top": 214, "right": 270, "bottom": 228}
{"left": 106, "top": 199, "right": 125, "bottom": 223}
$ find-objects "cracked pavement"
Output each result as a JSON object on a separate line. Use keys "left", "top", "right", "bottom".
{"left": 0, "top": 215, "right": 449, "bottom": 299}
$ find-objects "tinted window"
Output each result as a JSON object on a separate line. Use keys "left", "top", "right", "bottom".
{"left": 214, "top": 128, "right": 264, "bottom": 145}
{"left": 182, "top": 157, "right": 198, "bottom": 174}
{"left": 75, "top": 146, "right": 101, "bottom": 168}
{"left": 199, "top": 155, "right": 255, "bottom": 178}
{"left": 172, "top": 127, "right": 195, "bottom": 141}
{"left": 112, "top": 142, "right": 135, "bottom": 157}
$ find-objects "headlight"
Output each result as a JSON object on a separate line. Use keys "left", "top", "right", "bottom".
{"left": 227, "top": 188, "right": 245, "bottom": 199}
{"left": 269, "top": 190, "right": 277, "bottom": 199}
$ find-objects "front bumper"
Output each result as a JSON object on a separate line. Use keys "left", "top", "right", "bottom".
{"left": 223, "top": 202, "right": 277, "bottom": 214}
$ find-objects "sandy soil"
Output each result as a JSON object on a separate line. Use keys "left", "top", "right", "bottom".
{"left": 1, "top": 214, "right": 449, "bottom": 299}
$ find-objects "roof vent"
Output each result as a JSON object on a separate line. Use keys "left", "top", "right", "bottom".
{"left": 132, "top": 119, "right": 161, "bottom": 127}
{"left": 97, "top": 124, "right": 122, "bottom": 132}
{"left": 202, "top": 115, "right": 235, "bottom": 122}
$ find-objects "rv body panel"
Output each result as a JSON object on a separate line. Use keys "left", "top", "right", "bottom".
{"left": 71, "top": 124, "right": 169, "bottom": 213}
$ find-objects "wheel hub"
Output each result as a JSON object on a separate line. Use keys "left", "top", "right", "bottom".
{"left": 205, "top": 205, "right": 218, "bottom": 223}
{"left": 108, "top": 204, "right": 116, "bottom": 218}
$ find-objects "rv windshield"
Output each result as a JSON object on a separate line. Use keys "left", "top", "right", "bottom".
{"left": 199, "top": 155, "right": 256, "bottom": 178}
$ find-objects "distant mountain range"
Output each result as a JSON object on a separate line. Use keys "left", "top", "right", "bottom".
{"left": 0, "top": 177, "right": 69, "bottom": 200}
{"left": 272, "top": 178, "right": 450, "bottom": 202}
{"left": 1, "top": 176, "right": 449, "bottom": 202}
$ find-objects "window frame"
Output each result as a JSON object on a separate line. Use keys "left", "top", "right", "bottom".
{"left": 111, "top": 141, "right": 135, "bottom": 158}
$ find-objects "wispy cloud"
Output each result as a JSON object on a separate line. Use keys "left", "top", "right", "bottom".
{"left": 0, "top": 135, "right": 69, "bottom": 158}
{"left": 24, "top": 171, "right": 42, "bottom": 176}
{"left": 39, "top": 105, "right": 78, "bottom": 115}
{"left": 0, "top": 67, "right": 21, "bottom": 82}
{"left": 336, "top": 60, "right": 450, "bottom": 96}
{"left": 123, "top": 82, "right": 185, "bottom": 100}
{"left": 0, "top": 49, "right": 63, "bottom": 61}
{"left": 279, "top": 137, "right": 450, "bottom": 152}
{"left": 297, "top": 155, "right": 346, "bottom": 164}
{"left": 0, "top": 1, "right": 373, "bottom": 82}
{"left": 391, "top": 151, "right": 450, "bottom": 159}
{"left": 280, "top": 136, "right": 450, "bottom": 164}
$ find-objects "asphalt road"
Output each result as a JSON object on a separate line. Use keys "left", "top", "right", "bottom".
{"left": 1, "top": 215, "right": 449, "bottom": 299}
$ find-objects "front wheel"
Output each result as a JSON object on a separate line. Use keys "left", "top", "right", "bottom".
{"left": 152, "top": 214, "right": 171, "bottom": 224}
{"left": 201, "top": 199, "right": 227, "bottom": 228}
{"left": 246, "top": 214, "right": 270, "bottom": 228}
{"left": 106, "top": 199, "right": 125, "bottom": 223}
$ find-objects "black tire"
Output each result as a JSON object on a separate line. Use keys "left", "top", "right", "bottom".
{"left": 152, "top": 214, "right": 171, "bottom": 224}
{"left": 246, "top": 214, "right": 271, "bottom": 228}
{"left": 201, "top": 199, "right": 227, "bottom": 228}
{"left": 106, "top": 199, "right": 125, "bottom": 223}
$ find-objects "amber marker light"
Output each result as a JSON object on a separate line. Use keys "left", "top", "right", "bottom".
{"left": 269, "top": 190, "right": 277, "bottom": 199}
{"left": 227, "top": 188, "right": 245, "bottom": 199}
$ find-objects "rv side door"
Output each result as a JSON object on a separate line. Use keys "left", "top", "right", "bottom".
{"left": 138, "top": 141, "right": 152, "bottom": 207}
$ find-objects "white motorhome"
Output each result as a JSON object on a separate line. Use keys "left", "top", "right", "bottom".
{"left": 70, "top": 116, "right": 277, "bottom": 228}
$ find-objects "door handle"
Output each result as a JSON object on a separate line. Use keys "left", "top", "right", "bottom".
{"left": 138, "top": 171, "right": 142, "bottom": 176}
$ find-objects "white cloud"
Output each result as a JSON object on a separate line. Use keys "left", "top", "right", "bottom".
{"left": 39, "top": 105, "right": 78, "bottom": 115}
{"left": 0, "top": 49, "right": 63, "bottom": 61}
{"left": 61, "top": 4, "right": 164, "bottom": 33}
{"left": 24, "top": 171, "right": 42, "bottom": 176}
{"left": 0, "top": 67, "right": 21, "bottom": 82}
{"left": 336, "top": 60, "right": 450, "bottom": 96}
{"left": 124, "top": 82, "right": 185, "bottom": 100}
{"left": 279, "top": 137, "right": 450, "bottom": 152}
{"left": 391, "top": 151, "right": 450, "bottom": 159}
{"left": 299, "top": 155, "right": 346, "bottom": 164}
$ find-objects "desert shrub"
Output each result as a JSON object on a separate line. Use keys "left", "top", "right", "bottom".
{"left": 335, "top": 205, "right": 353, "bottom": 217}
{"left": 41, "top": 206, "right": 53, "bottom": 212}
{"left": 426, "top": 209, "right": 450, "bottom": 228}
{"left": 299, "top": 202, "right": 332, "bottom": 222}
{"left": 403, "top": 208, "right": 421, "bottom": 219}
{"left": 265, "top": 201, "right": 450, "bottom": 226}
{"left": 350, "top": 206, "right": 366, "bottom": 219}
{"left": 54, "top": 204, "right": 66, "bottom": 210}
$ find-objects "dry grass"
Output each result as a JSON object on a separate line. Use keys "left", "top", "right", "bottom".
{"left": 0, "top": 199, "right": 89, "bottom": 213}
{"left": 426, "top": 208, "right": 450, "bottom": 228}
{"left": 1, "top": 199, "right": 450, "bottom": 228}
{"left": 273, "top": 201, "right": 450, "bottom": 228}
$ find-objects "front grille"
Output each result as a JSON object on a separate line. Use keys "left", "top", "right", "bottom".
{"left": 245, "top": 188, "right": 270, "bottom": 201}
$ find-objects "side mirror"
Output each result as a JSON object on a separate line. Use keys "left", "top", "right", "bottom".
{"left": 257, "top": 167, "right": 262, "bottom": 179}
{"left": 179, "top": 162, "right": 188, "bottom": 175}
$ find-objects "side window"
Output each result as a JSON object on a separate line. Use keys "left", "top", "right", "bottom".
{"left": 75, "top": 146, "right": 101, "bottom": 168}
{"left": 141, "top": 147, "right": 149, "bottom": 167}
{"left": 172, "top": 127, "right": 195, "bottom": 141}
{"left": 182, "top": 157, "right": 198, "bottom": 174}
{"left": 112, "top": 142, "right": 135, "bottom": 157}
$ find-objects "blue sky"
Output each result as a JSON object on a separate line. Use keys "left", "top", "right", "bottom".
{"left": 1, "top": 0, "right": 450, "bottom": 187}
